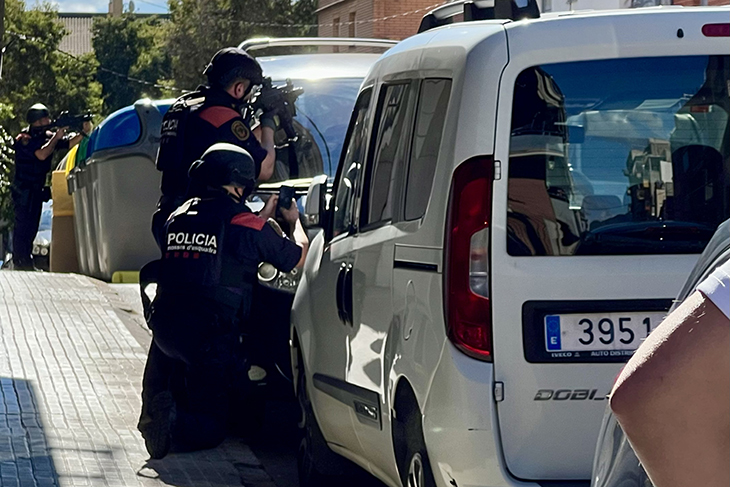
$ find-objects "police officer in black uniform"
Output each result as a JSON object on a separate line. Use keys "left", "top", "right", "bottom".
{"left": 152, "top": 47, "right": 281, "bottom": 248}
{"left": 12, "top": 104, "right": 83, "bottom": 270}
{"left": 138, "top": 143, "right": 308, "bottom": 459}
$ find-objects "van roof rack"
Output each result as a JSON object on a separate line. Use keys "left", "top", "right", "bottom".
{"left": 418, "top": 0, "right": 540, "bottom": 33}
{"left": 239, "top": 37, "right": 398, "bottom": 53}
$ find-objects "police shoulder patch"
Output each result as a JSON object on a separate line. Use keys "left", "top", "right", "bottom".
{"left": 231, "top": 120, "right": 250, "bottom": 141}
{"left": 231, "top": 213, "right": 265, "bottom": 231}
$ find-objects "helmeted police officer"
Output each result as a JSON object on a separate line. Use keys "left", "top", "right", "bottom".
{"left": 152, "top": 47, "right": 281, "bottom": 248}
{"left": 12, "top": 104, "right": 83, "bottom": 270}
{"left": 138, "top": 143, "right": 308, "bottom": 459}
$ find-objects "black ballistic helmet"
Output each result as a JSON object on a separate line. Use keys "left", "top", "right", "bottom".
{"left": 203, "top": 47, "right": 264, "bottom": 88}
{"left": 26, "top": 103, "right": 50, "bottom": 124}
{"left": 189, "top": 143, "right": 256, "bottom": 190}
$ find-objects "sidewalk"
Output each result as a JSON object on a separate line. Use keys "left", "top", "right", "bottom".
{"left": 0, "top": 271, "right": 275, "bottom": 487}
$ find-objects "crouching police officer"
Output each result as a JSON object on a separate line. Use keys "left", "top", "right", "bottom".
{"left": 138, "top": 143, "right": 308, "bottom": 459}
{"left": 12, "top": 104, "right": 83, "bottom": 270}
{"left": 152, "top": 47, "right": 281, "bottom": 248}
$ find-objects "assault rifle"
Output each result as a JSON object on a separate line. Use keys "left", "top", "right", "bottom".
{"left": 250, "top": 77, "right": 304, "bottom": 178}
{"left": 30, "top": 111, "right": 93, "bottom": 136}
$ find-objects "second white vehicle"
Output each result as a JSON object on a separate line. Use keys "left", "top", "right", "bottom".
{"left": 292, "top": 2, "right": 730, "bottom": 487}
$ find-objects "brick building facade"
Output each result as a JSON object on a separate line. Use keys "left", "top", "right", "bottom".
{"left": 318, "top": 0, "right": 728, "bottom": 40}
{"left": 317, "top": 0, "right": 442, "bottom": 41}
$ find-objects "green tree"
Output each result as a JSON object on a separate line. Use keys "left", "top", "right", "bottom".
{"left": 0, "top": 0, "right": 103, "bottom": 135}
{"left": 166, "top": 0, "right": 317, "bottom": 90}
{"left": 0, "top": 0, "right": 103, "bottom": 233}
{"left": 92, "top": 13, "right": 173, "bottom": 113}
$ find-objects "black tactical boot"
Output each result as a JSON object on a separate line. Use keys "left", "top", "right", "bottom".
{"left": 138, "top": 391, "right": 176, "bottom": 459}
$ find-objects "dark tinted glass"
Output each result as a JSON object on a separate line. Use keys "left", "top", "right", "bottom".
{"left": 362, "top": 83, "right": 411, "bottom": 226}
{"left": 332, "top": 89, "right": 372, "bottom": 238}
{"left": 405, "top": 79, "right": 452, "bottom": 221}
{"left": 507, "top": 56, "right": 730, "bottom": 256}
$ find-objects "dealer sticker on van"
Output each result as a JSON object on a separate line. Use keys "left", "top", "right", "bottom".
{"left": 545, "top": 312, "right": 667, "bottom": 353}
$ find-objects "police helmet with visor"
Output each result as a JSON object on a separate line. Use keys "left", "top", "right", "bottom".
{"left": 203, "top": 47, "right": 263, "bottom": 93}
{"left": 26, "top": 103, "right": 50, "bottom": 125}
{"left": 188, "top": 143, "right": 257, "bottom": 196}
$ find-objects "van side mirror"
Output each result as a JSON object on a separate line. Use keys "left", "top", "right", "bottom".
{"left": 304, "top": 174, "right": 329, "bottom": 229}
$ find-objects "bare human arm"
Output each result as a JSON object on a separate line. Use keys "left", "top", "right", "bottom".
{"left": 256, "top": 126, "right": 275, "bottom": 182}
{"left": 258, "top": 194, "right": 278, "bottom": 221}
{"left": 609, "top": 290, "right": 730, "bottom": 487}
{"left": 34, "top": 127, "right": 67, "bottom": 161}
{"left": 68, "top": 132, "right": 84, "bottom": 148}
{"left": 280, "top": 200, "right": 309, "bottom": 269}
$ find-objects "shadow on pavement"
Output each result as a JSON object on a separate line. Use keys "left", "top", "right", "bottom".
{"left": 139, "top": 438, "right": 259, "bottom": 487}
{"left": 247, "top": 399, "right": 388, "bottom": 487}
{"left": 0, "top": 377, "right": 59, "bottom": 486}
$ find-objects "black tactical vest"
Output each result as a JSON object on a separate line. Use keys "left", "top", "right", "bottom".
{"left": 157, "top": 91, "right": 206, "bottom": 173}
{"left": 159, "top": 196, "right": 255, "bottom": 318}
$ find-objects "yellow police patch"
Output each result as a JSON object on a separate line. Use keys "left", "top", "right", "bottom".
{"left": 231, "top": 120, "right": 250, "bottom": 141}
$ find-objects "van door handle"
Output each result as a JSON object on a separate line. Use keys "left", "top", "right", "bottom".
{"left": 336, "top": 263, "right": 348, "bottom": 324}
{"left": 343, "top": 264, "right": 353, "bottom": 326}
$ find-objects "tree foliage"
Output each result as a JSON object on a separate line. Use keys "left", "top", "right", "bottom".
{"left": 0, "top": 0, "right": 103, "bottom": 232}
{"left": 92, "top": 13, "right": 174, "bottom": 113}
{"left": 166, "top": 0, "right": 318, "bottom": 90}
{"left": 0, "top": 0, "right": 103, "bottom": 135}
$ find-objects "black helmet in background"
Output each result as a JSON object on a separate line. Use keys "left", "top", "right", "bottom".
{"left": 203, "top": 47, "right": 264, "bottom": 90}
{"left": 26, "top": 103, "right": 50, "bottom": 125}
{"left": 188, "top": 143, "right": 257, "bottom": 193}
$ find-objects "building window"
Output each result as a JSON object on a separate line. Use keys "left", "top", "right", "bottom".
{"left": 348, "top": 12, "right": 356, "bottom": 37}
{"left": 333, "top": 17, "right": 340, "bottom": 52}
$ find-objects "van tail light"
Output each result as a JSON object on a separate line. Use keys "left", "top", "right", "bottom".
{"left": 702, "top": 23, "right": 730, "bottom": 37}
{"left": 444, "top": 156, "right": 493, "bottom": 361}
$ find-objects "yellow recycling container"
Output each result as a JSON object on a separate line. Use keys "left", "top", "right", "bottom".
{"left": 51, "top": 156, "right": 80, "bottom": 273}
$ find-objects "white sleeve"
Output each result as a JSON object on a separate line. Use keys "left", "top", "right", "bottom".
{"left": 696, "top": 261, "right": 730, "bottom": 320}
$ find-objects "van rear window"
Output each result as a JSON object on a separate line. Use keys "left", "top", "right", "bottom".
{"left": 507, "top": 55, "right": 729, "bottom": 256}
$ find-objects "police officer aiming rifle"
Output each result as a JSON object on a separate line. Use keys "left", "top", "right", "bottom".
{"left": 11, "top": 103, "right": 91, "bottom": 270}
{"left": 138, "top": 143, "right": 309, "bottom": 459}
{"left": 152, "top": 47, "right": 292, "bottom": 248}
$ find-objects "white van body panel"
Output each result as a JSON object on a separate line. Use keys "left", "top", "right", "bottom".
{"left": 292, "top": 6, "right": 730, "bottom": 486}
{"left": 487, "top": 9, "right": 726, "bottom": 478}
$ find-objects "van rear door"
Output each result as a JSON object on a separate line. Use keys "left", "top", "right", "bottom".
{"left": 489, "top": 11, "right": 730, "bottom": 481}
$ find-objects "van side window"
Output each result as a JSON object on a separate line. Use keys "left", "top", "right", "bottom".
{"left": 405, "top": 79, "right": 452, "bottom": 221}
{"left": 361, "top": 82, "right": 412, "bottom": 228}
{"left": 332, "top": 88, "right": 373, "bottom": 239}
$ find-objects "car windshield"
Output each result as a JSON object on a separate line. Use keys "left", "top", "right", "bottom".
{"left": 507, "top": 55, "right": 730, "bottom": 256}
{"left": 269, "top": 78, "right": 362, "bottom": 182}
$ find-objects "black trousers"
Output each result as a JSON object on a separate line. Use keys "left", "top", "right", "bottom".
{"left": 139, "top": 300, "right": 251, "bottom": 452}
{"left": 11, "top": 184, "right": 45, "bottom": 269}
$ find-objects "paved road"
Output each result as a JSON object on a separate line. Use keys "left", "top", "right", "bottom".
{"left": 112, "top": 283, "right": 386, "bottom": 487}
{"left": 0, "top": 272, "right": 385, "bottom": 487}
{"left": 0, "top": 272, "right": 273, "bottom": 487}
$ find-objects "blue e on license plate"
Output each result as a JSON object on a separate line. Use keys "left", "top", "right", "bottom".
{"left": 545, "top": 312, "right": 667, "bottom": 355}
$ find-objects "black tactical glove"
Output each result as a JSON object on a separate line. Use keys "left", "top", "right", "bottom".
{"left": 257, "top": 85, "right": 287, "bottom": 113}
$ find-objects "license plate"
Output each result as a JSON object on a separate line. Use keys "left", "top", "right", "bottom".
{"left": 544, "top": 312, "right": 667, "bottom": 354}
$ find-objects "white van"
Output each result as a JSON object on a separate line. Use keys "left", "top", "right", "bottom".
{"left": 291, "top": 3, "right": 730, "bottom": 487}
